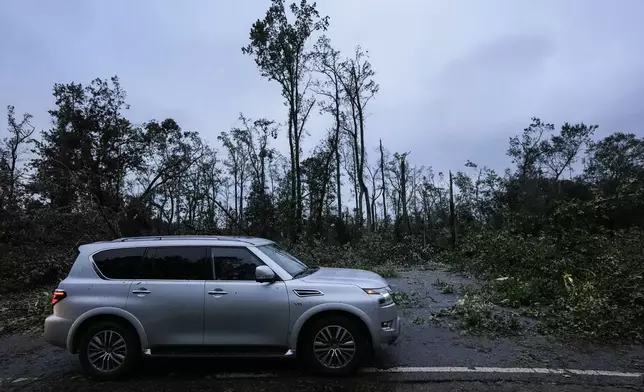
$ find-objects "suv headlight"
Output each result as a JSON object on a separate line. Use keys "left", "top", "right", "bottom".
{"left": 363, "top": 286, "right": 394, "bottom": 306}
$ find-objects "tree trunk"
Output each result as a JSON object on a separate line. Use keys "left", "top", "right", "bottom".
{"left": 347, "top": 103, "right": 365, "bottom": 228}
{"left": 449, "top": 170, "right": 456, "bottom": 247}
{"left": 371, "top": 198, "right": 377, "bottom": 228}
{"left": 234, "top": 171, "right": 239, "bottom": 220}
{"left": 260, "top": 153, "right": 266, "bottom": 194}
{"left": 353, "top": 178, "right": 360, "bottom": 219}
{"left": 336, "top": 146, "right": 342, "bottom": 218}
{"left": 334, "top": 89, "right": 342, "bottom": 220}
{"left": 354, "top": 73, "right": 372, "bottom": 232}
{"left": 351, "top": 138, "right": 362, "bottom": 225}
{"left": 400, "top": 157, "right": 411, "bottom": 235}
{"left": 293, "top": 78, "right": 303, "bottom": 238}
{"left": 295, "top": 141, "right": 302, "bottom": 231}
{"left": 379, "top": 139, "right": 387, "bottom": 224}
{"left": 288, "top": 109, "right": 297, "bottom": 239}
{"left": 239, "top": 173, "right": 244, "bottom": 230}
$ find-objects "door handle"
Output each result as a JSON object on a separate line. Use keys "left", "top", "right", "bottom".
{"left": 208, "top": 289, "right": 228, "bottom": 296}
{"left": 132, "top": 289, "right": 151, "bottom": 295}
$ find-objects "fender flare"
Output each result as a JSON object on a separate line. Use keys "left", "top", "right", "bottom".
{"left": 289, "top": 303, "right": 375, "bottom": 349}
{"left": 66, "top": 307, "right": 149, "bottom": 353}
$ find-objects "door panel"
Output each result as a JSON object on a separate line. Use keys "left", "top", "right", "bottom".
{"left": 203, "top": 280, "right": 289, "bottom": 347}
{"left": 125, "top": 246, "right": 210, "bottom": 348}
{"left": 126, "top": 280, "right": 205, "bottom": 347}
{"left": 203, "top": 247, "right": 290, "bottom": 348}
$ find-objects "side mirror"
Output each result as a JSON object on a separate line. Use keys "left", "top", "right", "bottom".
{"left": 256, "top": 265, "right": 276, "bottom": 283}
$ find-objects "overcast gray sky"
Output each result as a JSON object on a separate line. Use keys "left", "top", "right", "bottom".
{"left": 2, "top": 0, "right": 643, "bottom": 178}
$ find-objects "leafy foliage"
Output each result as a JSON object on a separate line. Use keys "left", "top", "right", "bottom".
{"left": 286, "top": 231, "right": 434, "bottom": 278}
{"left": 442, "top": 202, "right": 644, "bottom": 340}
{"left": 434, "top": 278, "right": 455, "bottom": 294}
{"left": 448, "top": 294, "right": 521, "bottom": 335}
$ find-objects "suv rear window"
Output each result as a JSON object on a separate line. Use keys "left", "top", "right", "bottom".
{"left": 93, "top": 247, "right": 145, "bottom": 279}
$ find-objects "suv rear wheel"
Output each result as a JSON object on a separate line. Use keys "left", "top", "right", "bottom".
{"left": 300, "top": 315, "right": 368, "bottom": 375}
{"left": 78, "top": 320, "right": 140, "bottom": 381}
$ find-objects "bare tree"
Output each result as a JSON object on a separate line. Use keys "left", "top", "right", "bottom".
{"left": 388, "top": 152, "right": 412, "bottom": 235}
{"left": 312, "top": 35, "right": 345, "bottom": 219}
{"left": 340, "top": 137, "right": 360, "bottom": 219}
{"left": 218, "top": 129, "right": 251, "bottom": 227}
{"left": 338, "top": 46, "right": 379, "bottom": 232}
{"left": 235, "top": 114, "right": 278, "bottom": 193}
{"left": 1, "top": 105, "right": 35, "bottom": 209}
{"left": 366, "top": 160, "right": 383, "bottom": 228}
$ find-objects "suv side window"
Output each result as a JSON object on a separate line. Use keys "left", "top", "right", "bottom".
{"left": 212, "top": 247, "right": 264, "bottom": 281}
{"left": 93, "top": 247, "right": 145, "bottom": 279}
{"left": 141, "top": 246, "right": 211, "bottom": 280}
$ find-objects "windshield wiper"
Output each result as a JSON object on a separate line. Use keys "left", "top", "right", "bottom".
{"left": 292, "top": 266, "right": 319, "bottom": 279}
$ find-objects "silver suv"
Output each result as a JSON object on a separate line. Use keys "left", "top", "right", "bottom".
{"left": 44, "top": 236, "right": 400, "bottom": 380}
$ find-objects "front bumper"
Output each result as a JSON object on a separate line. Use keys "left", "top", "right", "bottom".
{"left": 379, "top": 315, "right": 401, "bottom": 346}
{"left": 374, "top": 300, "right": 400, "bottom": 351}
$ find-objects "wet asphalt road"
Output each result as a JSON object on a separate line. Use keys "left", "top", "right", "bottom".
{"left": 1, "top": 268, "right": 643, "bottom": 391}
{"left": 4, "top": 363, "right": 643, "bottom": 392}
{"left": 6, "top": 376, "right": 644, "bottom": 392}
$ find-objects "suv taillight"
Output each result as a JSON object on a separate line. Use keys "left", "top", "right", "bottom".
{"left": 51, "top": 289, "right": 67, "bottom": 305}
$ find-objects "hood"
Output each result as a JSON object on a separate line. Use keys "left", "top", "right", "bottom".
{"left": 301, "top": 267, "right": 389, "bottom": 289}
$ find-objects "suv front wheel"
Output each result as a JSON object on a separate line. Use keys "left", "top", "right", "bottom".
{"left": 300, "top": 315, "right": 368, "bottom": 375}
{"left": 78, "top": 320, "right": 140, "bottom": 381}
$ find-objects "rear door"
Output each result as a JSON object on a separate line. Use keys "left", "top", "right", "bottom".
{"left": 72, "top": 247, "right": 144, "bottom": 316}
{"left": 203, "top": 247, "right": 290, "bottom": 350}
{"left": 125, "top": 246, "right": 210, "bottom": 348}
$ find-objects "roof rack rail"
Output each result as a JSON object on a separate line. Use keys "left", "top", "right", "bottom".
{"left": 112, "top": 235, "right": 220, "bottom": 242}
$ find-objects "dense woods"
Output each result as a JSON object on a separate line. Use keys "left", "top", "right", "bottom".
{"left": 1, "top": 0, "right": 643, "bottom": 340}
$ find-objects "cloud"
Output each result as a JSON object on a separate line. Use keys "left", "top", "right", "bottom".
{"left": 1, "top": 0, "right": 643, "bottom": 179}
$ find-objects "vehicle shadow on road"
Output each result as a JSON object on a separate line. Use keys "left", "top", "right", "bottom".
{"left": 35, "top": 357, "right": 400, "bottom": 392}
{"left": 130, "top": 353, "right": 389, "bottom": 380}
{"left": 134, "top": 356, "right": 303, "bottom": 379}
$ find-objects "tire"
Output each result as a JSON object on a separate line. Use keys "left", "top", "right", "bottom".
{"left": 78, "top": 320, "right": 141, "bottom": 381}
{"left": 299, "top": 315, "right": 369, "bottom": 376}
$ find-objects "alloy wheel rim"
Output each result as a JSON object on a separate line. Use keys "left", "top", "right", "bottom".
{"left": 87, "top": 330, "right": 127, "bottom": 372}
{"left": 313, "top": 325, "right": 356, "bottom": 369}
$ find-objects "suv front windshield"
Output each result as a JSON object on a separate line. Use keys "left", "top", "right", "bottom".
{"left": 257, "top": 243, "right": 309, "bottom": 277}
